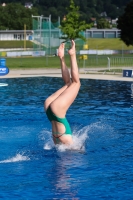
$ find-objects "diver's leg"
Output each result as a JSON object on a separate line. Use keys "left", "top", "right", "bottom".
{"left": 44, "top": 84, "right": 69, "bottom": 111}
{"left": 44, "top": 43, "right": 71, "bottom": 111}
{"left": 50, "top": 40, "right": 80, "bottom": 117}
{"left": 58, "top": 43, "right": 71, "bottom": 85}
{"left": 69, "top": 40, "right": 80, "bottom": 83}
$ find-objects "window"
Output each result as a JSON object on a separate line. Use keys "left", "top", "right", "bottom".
{"left": 14, "top": 34, "right": 17, "bottom": 39}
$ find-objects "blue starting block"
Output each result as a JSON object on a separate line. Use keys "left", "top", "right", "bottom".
{"left": 123, "top": 69, "right": 133, "bottom": 78}
{"left": 0, "top": 58, "right": 9, "bottom": 76}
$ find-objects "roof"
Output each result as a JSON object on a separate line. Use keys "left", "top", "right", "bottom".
{"left": 0, "top": 30, "right": 33, "bottom": 34}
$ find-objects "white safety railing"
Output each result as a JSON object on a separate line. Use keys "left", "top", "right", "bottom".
{"left": 82, "top": 56, "right": 133, "bottom": 73}
{"left": 107, "top": 57, "right": 110, "bottom": 71}
{"left": 110, "top": 57, "right": 133, "bottom": 68}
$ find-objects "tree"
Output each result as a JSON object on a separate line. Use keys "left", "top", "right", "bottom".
{"left": 97, "top": 18, "right": 110, "bottom": 29}
{"left": 0, "top": 3, "right": 38, "bottom": 30}
{"left": 0, "top": 0, "right": 131, "bottom": 28}
{"left": 117, "top": 0, "right": 133, "bottom": 46}
{"left": 59, "top": 0, "right": 92, "bottom": 41}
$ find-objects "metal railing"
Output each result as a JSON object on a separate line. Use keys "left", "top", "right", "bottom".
{"left": 82, "top": 56, "right": 133, "bottom": 73}
{"left": 110, "top": 57, "right": 133, "bottom": 68}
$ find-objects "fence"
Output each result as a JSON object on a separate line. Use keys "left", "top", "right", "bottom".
{"left": 79, "top": 55, "right": 108, "bottom": 68}
{"left": 81, "top": 56, "right": 133, "bottom": 72}
{"left": 109, "top": 57, "right": 133, "bottom": 68}
{"left": 32, "top": 17, "right": 84, "bottom": 55}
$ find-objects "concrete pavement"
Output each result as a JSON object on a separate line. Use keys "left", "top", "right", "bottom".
{"left": 0, "top": 68, "right": 133, "bottom": 82}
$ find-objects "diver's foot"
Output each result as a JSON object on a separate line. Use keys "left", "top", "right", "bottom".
{"left": 68, "top": 40, "right": 76, "bottom": 56}
{"left": 58, "top": 43, "right": 65, "bottom": 59}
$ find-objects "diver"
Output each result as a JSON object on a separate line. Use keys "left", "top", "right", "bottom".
{"left": 44, "top": 40, "right": 80, "bottom": 145}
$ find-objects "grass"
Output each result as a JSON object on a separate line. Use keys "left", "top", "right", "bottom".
{"left": 86, "top": 38, "right": 133, "bottom": 50}
{"left": 0, "top": 41, "right": 33, "bottom": 48}
{"left": 6, "top": 56, "right": 71, "bottom": 69}
{"left": 5, "top": 54, "right": 133, "bottom": 69}
{"left": 0, "top": 39, "right": 133, "bottom": 69}
{"left": 0, "top": 39, "right": 133, "bottom": 50}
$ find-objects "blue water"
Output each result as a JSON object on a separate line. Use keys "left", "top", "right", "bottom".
{"left": 0, "top": 77, "right": 133, "bottom": 199}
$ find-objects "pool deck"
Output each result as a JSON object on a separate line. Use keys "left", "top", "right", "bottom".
{"left": 0, "top": 68, "right": 133, "bottom": 82}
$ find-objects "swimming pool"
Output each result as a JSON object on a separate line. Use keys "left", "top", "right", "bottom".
{"left": 0, "top": 77, "right": 133, "bottom": 199}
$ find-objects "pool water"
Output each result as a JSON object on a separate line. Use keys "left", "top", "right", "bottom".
{"left": 0, "top": 77, "right": 133, "bottom": 199}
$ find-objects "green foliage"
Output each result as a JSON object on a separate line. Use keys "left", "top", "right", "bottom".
{"left": 59, "top": 0, "right": 91, "bottom": 41}
{"left": 45, "top": 0, "right": 130, "bottom": 22}
{"left": 97, "top": 18, "right": 110, "bottom": 29}
{"left": 0, "top": 0, "right": 131, "bottom": 29}
{"left": 117, "top": 0, "right": 133, "bottom": 46}
{"left": 0, "top": 3, "right": 38, "bottom": 30}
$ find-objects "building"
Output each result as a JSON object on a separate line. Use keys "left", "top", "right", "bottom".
{"left": 85, "top": 28, "right": 120, "bottom": 38}
{"left": 2, "top": 3, "right": 6, "bottom": 6}
{"left": 25, "top": 2, "right": 33, "bottom": 9}
{"left": 0, "top": 30, "right": 33, "bottom": 41}
{"left": 0, "top": 28, "right": 121, "bottom": 41}
{"left": 112, "top": 18, "right": 118, "bottom": 25}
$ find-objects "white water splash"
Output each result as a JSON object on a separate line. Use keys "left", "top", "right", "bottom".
{"left": 44, "top": 143, "right": 53, "bottom": 150}
{"left": 56, "top": 125, "right": 89, "bottom": 152}
{"left": 42, "top": 125, "right": 90, "bottom": 152}
{"left": 0, "top": 83, "right": 8, "bottom": 87}
{"left": 39, "top": 129, "right": 54, "bottom": 150}
{"left": 0, "top": 153, "right": 30, "bottom": 163}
